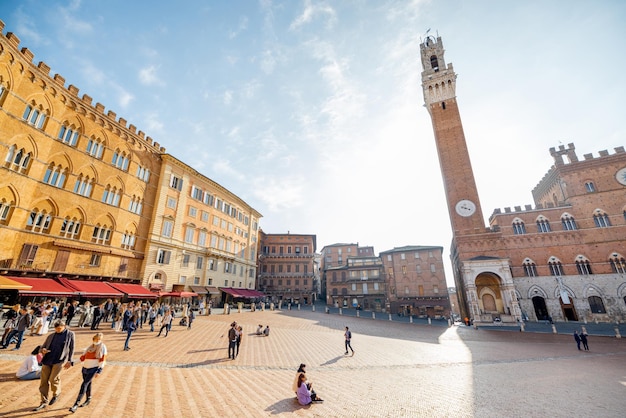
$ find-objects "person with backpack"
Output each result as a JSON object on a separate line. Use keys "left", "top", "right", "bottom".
{"left": 344, "top": 326, "right": 355, "bottom": 356}
{"left": 1, "top": 307, "right": 31, "bottom": 350}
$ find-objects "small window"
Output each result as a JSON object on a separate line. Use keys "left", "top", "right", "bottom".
{"left": 89, "top": 253, "right": 101, "bottom": 266}
{"left": 157, "top": 249, "right": 171, "bottom": 264}
{"left": 549, "top": 260, "right": 564, "bottom": 276}
{"left": 513, "top": 220, "right": 526, "bottom": 235}
{"left": 609, "top": 254, "right": 626, "bottom": 274}
{"left": 561, "top": 214, "right": 577, "bottom": 231}
{"left": 430, "top": 55, "right": 439, "bottom": 71}
{"left": 576, "top": 259, "right": 592, "bottom": 275}
{"left": 523, "top": 262, "right": 537, "bottom": 277}
{"left": 584, "top": 182, "right": 596, "bottom": 192}
{"left": 593, "top": 211, "right": 611, "bottom": 228}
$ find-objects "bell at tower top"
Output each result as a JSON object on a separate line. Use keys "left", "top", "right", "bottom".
{"left": 420, "top": 35, "right": 450, "bottom": 76}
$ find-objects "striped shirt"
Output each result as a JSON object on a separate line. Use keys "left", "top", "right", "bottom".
{"left": 80, "top": 344, "right": 107, "bottom": 370}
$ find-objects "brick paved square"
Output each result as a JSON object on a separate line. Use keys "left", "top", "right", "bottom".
{"left": 1, "top": 308, "right": 625, "bottom": 417}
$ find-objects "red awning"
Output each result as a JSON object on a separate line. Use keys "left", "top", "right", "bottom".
{"left": 220, "top": 287, "right": 244, "bottom": 298}
{"left": 0, "top": 276, "right": 32, "bottom": 290}
{"left": 10, "top": 277, "right": 76, "bottom": 297}
{"left": 58, "top": 278, "right": 123, "bottom": 298}
{"left": 107, "top": 283, "right": 157, "bottom": 299}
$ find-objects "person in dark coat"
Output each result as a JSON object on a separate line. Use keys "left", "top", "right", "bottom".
{"left": 580, "top": 332, "right": 589, "bottom": 351}
{"left": 65, "top": 301, "right": 78, "bottom": 327}
{"left": 573, "top": 331, "right": 581, "bottom": 350}
{"left": 33, "top": 319, "right": 75, "bottom": 411}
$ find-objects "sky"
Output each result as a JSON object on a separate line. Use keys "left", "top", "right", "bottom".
{"left": 1, "top": 0, "right": 625, "bottom": 287}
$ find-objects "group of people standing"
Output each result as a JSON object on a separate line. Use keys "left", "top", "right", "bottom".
{"left": 227, "top": 321, "right": 244, "bottom": 359}
{"left": 573, "top": 330, "right": 590, "bottom": 351}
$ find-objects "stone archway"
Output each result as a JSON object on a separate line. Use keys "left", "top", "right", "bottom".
{"left": 475, "top": 273, "right": 504, "bottom": 315}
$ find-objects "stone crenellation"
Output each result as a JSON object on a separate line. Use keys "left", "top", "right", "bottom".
{"left": 0, "top": 20, "right": 165, "bottom": 153}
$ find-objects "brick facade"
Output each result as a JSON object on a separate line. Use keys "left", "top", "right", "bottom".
{"left": 421, "top": 36, "right": 626, "bottom": 324}
{"left": 257, "top": 231, "right": 317, "bottom": 304}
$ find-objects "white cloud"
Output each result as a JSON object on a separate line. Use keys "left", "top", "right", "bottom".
{"left": 252, "top": 176, "right": 304, "bottom": 211}
{"left": 144, "top": 113, "right": 164, "bottom": 133}
{"left": 139, "top": 65, "right": 164, "bottom": 86}
{"left": 229, "top": 16, "right": 249, "bottom": 39}
{"left": 212, "top": 159, "right": 246, "bottom": 182}
{"left": 260, "top": 49, "right": 276, "bottom": 74}
{"left": 290, "top": 0, "right": 337, "bottom": 30}
{"left": 223, "top": 90, "right": 233, "bottom": 105}
{"left": 115, "top": 87, "right": 134, "bottom": 109}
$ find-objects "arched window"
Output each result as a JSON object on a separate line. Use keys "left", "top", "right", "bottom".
{"left": 0, "top": 199, "right": 13, "bottom": 223}
{"left": 42, "top": 163, "right": 68, "bottom": 188}
{"left": 57, "top": 124, "right": 80, "bottom": 146}
{"left": 512, "top": 219, "right": 526, "bottom": 235}
{"left": 102, "top": 185, "right": 121, "bottom": 207}
{"left": 430, "top": 55, "right": 439, "bottom": 71}
{"left": 609, "top": 253, "right": 626, "bottom": 274}
{"left": 593, "top": 210, "right": 611, "bottom": 228}
{"left": 121, "top": 230, "right": 136, "bottom": 249}
{"left": 92, "top": 224, "right": 112, "bottom": 244}
{"left": 5, "top": 145, "right": 32, "bottom": 173}
{"left": 548, "top": 257, "right": 564, "bottom": 276}
{"left": 73, "top": 174, "right": 94, "bottom": 197}
{"left": 128, "top": 196, "right": 143, "bottom": 215}
{"left": 584, "top": 181, "right": 596, "bottom": 192}
{"left": 59, "top": 217, "right": 81, "bottom": 239}
{"left": 26, "top": 209, "right": 52, "bottom": 233}
{"left": 575, "top": 256, "right": 592, "bottom": 275}
{"left": 522, "top": 258, "right": 538, "bottom": 277}
{"left": 86, "top": 137, "right": 105, "bottom": 159}
{"left": 22, "top": 103, "right": 48, "bottom": 129}
{"left": 588, "top": 296, "right": 606, "bottom": 314}
{"left": 111, "top": 149, "right": 130, "bottom": 171}
{"left": 561, "top": 213, "right": 577, "bottom": 231}
{"left": 536, "top": 216, "right": 551, "bottom": 233}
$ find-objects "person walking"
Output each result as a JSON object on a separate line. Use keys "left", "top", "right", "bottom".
{"left": 90, "top": 303, "right": 103, "bottom": 330}
{"left": 1, "top": 307, "right": 32, "bottom": 350}
{"left": 123, "top": 314, "right": 137, "bottom": 351}
{"left": 580, "top": 331, "right": 589, "bottom": 351}
{"left": 344, "top": 326, "right": 354, "bottom": 356}
{"left": 574, "top": 331, "right": 581, "bottom": 350}
{"left": 33, "top": 319, "right": 75, "bottom": 412}
{"left": 156, "top": 309, "right": 172, "bottom": 337}
{"left": 69, "top": 332, "right": 107, "bottom": 413}
{"left": 148, "top": 303, "right": 158, "bottom": 332}
{"left": 65, "top": 301, "right": 78, "bottom": 327}
{"left": 235, "top": 325, "right": 243, "bottom": 356}
{"left": 228, "top": 322, "right": 237, "bottom": 359}
{"left": 187, "top": 309, "right": 196, "bottom": 330}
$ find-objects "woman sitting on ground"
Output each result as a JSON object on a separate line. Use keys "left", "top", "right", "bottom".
{"left": 296, "top": 373, "right": 323, "bottom": 405}
{"left": 16, "top": 346, "right": 42, "bottom": 380}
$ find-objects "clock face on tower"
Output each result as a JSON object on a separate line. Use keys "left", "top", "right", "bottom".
{"left": 616, "top": 167, "right": 626, "bottom": 186}
{"left": 455, "top": 199, "right": 476, "bottom": 217}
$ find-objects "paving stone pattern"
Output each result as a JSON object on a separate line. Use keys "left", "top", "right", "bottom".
{"left": 0, "top": 307, "right": 625, "bottom": 417}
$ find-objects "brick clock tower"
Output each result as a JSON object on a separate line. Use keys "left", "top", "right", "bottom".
{"left": 420, "top": 35, "right": 522, "bottom": 324}
{"left": 420, "top": 36, "right": 485, "bottom": 234}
